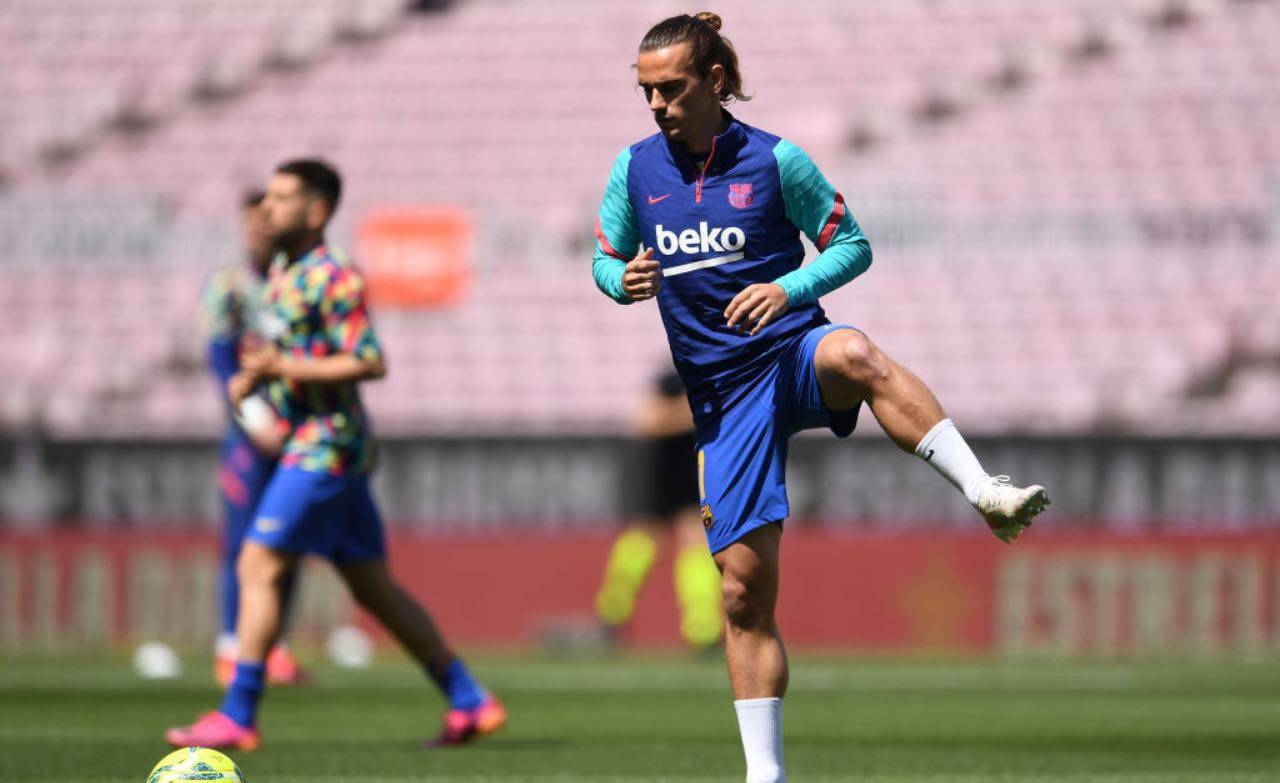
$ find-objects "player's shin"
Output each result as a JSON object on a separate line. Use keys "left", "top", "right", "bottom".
{"left": 219, "top": 662, "right": 267, "bottom": 728}
{"left": 734, "top": 697, "right": 787, "bottom": 783}
{"left": 234, "top": 545, "right": 290, "bottom": 664}
{"left": 913, "top": 418, "right": 990, "bottom": 506}
{"left": 723, "top": 620, "right": 789, "bottom": 782}
{"left": 914, "top": 419, "right": 1050, "bottom": 539}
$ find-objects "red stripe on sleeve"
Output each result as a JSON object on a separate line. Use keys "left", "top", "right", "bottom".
{"left": 816, "top": 192, "right": 847, "bottom": 252}
{"left": 595, "top": 216, "right": 630, "bottom": 261}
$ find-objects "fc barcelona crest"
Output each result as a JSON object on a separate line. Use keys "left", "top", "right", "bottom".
{"left": 728, "top": 182, "right": 754, "bottom": 209}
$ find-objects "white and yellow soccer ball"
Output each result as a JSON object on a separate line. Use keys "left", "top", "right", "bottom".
{"left": 147, "top": 747, "right": 245, "bottom": 783}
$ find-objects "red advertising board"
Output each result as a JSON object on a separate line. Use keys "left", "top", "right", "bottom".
{"left": 356, "top": 206, "right": 472, "bottom": 308}
{"left": 2, "top": 529, "right": 1278, "bottom": 655}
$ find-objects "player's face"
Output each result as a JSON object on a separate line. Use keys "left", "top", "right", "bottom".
{"left": 262, "top": 173, "right": 327, "bottom": 245}
{"left": 241, "top": 203, "right": 274, "bottom": 269}
{"left": 636, "top": 43, "right": 724, "bottom": 145}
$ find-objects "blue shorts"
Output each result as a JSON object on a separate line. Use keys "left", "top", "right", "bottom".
{"left": 694, "top": 323, "right": 861, "bottom": 553}
{"left": 248, "top": 466, "right": 387, "bottom": 565}
{"left": 218, "top": 434, "right": 277, "bottom": 560}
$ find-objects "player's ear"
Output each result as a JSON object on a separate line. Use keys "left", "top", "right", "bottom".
{"left": 707, "top": 63, "right": 726, "bottom": 101}
{"left": 305, "top": 197, "right": 329, "bottom": 231}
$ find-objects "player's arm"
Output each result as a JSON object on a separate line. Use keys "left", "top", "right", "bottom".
{"left": 771, "top": 140, "right": 872, "bottom": 303}
{"left": 244, "top": 352, "right": 384, "bottom": 384}
{"left": 241, "top": 265, "right": 385, "bottom": 385}
{"left": 726, "top": 141, "right": 873, "bottom": 335}
{"left": 206, "top": 310, "right": 287, "bottom": 453}
{"left": 593, "top": 148, "right": 659, "bottom": 303}
{"left": 202, "top": 274, "right": 286, "bottom": 456}
{"left": 230, "top": 394, "right": 288, "bottom": 457}
{"left": 200, "top": 272, "right": 242, "bottom": 389}
{"left": 632, "top": 372, "right": 693, "bottom": 436}
{"left": 224, "top": 372, "right": 286, "bottom": 458}
{"left": 634, "top": 390, "right": 695, "bottom": 438}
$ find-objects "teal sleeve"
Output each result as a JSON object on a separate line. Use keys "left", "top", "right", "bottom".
{"left": 770, "top": 140, "right": 872, "bottom": 306}
{"left": 592, "top": 148, "right": 640, "bottom": 305}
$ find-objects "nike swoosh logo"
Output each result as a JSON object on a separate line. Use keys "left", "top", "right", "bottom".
{"left": 647, "top": 194, "right": 671, "bottom": 205}
{"left": 922, "top": 449, "right": 935, "bottom": 462}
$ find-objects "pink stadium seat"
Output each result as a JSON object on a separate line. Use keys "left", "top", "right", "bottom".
{"left": 1, "top": 0, "right": 1277, "bottom": 436}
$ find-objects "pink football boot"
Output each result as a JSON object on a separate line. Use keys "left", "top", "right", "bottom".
{"left": 165, "top": 711, "right": 261, "bottom": 751}
{"left": 431, "top": 695, "right": 507, "bottom": 747}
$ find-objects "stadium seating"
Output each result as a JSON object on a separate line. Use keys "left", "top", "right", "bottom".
{"left": 0, "top": 0, "right": 402, "bottom": 178}
{"left": 0, "top": 0, "right": 1276, "bottom": 436}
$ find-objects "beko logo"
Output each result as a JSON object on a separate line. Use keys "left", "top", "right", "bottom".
{"left": 655, "top": 222, "right": 746, "bottom": 256}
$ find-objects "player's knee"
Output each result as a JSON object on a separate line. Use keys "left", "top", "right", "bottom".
{"left": 836, "top": 331, "right": 888, "bottom": 386}
{"left": 236, "top": 544, "right": 289, "bottom": 588}
{"left": 722, "top": 574, "right": 769, "bottom": 631}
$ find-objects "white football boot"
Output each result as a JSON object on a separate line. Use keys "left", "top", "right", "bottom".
{"left": 975, "top": 475, "right": 1049, "bottom": 543}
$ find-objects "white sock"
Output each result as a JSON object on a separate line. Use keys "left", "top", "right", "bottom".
{"left": 914, "top": 418, "right": 990, "bottom": 506}
{"left": 734, "top": 697, "right": 786, "bottom": 783}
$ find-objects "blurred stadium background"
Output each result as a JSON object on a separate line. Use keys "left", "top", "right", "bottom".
{"left": 1, "top": 0, "right": 1279, "bottom": 662}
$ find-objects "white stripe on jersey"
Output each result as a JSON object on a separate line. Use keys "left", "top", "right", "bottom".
{"left": 662, "top": 252, "right": 745, "bottom": 278}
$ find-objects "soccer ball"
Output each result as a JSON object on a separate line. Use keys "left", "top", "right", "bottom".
{"left": 146, "top": 747, "right": 245, "bottom": 783}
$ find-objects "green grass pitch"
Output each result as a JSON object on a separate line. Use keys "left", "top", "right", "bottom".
{"left": 1, "top": 653, "right": 1278, "bottom": 782}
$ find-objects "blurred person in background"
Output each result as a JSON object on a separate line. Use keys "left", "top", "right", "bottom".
{"left": 169, "top": 159, "right": 505, "bottom": 751}
{"left": 592, "top": 13, "right": 1050, "bottom": 782}
{"left": 200, "top": 189, "right": 306, "bottom": 689}
{"left": 595, "top": 369, "right": 723, "bottom": 652}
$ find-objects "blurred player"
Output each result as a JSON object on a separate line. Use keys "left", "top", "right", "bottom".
{"left": 168, "top": 159, "right": 504, "bottom": 751}
{"left": 200, "top": 189, "right": 305, "bottom": 689}
{"left": 595, "top": 369, "right": 722, "bottom": 651}
{"left": 592, "top": 14, "right": 1050, "bottom": 782}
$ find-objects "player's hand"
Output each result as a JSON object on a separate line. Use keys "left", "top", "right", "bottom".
{"left": 240, "top": 343, "right": 284, "bottom": 379}
{"left": 622, "top": 248, "right": 661, "bottom": 301}
{"left": 725, "top": 283, "right": 789, "bottom": 336}
{"left": 227, "top": 371, "right": 257, "bottom": 407}
{"left": 244, "top": 420, "right": 287, "bottom": 459}
{"left": 233, "top": 395, "right": 287, "bottom": 458}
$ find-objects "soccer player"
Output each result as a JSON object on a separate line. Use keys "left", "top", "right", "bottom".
{"left": 200, "top": 189, "right": 305, "bottom": 689}
{"left": 595, "top": 369, "right": 723, "bottom": 651}
{"left": 168, "top": 159, "right": 505, "bottom": 751}
{"left": 591, "top": 14, "right": 1049, "bottom": 782}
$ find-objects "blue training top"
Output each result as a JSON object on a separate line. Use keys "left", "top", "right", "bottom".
{"left": 592, "top": 114, "right": 872, "bottom": 406}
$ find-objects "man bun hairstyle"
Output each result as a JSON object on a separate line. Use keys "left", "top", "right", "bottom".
{"left": 640, "top": 11, "right": 750, "bottom": 104}
{"left": 276, "top": 158, "right": 342, "bottom": 214}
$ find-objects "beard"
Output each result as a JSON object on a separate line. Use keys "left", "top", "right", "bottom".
{"left": 269, "top": 223, "right": 311, "bottom": 256}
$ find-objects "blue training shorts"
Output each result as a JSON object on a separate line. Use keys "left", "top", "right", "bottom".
{"left": 694, "top": 323, "right": 861, "bottom": 554}
{"left": 248, "top": 465, "right": 387, "bottom": 565}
